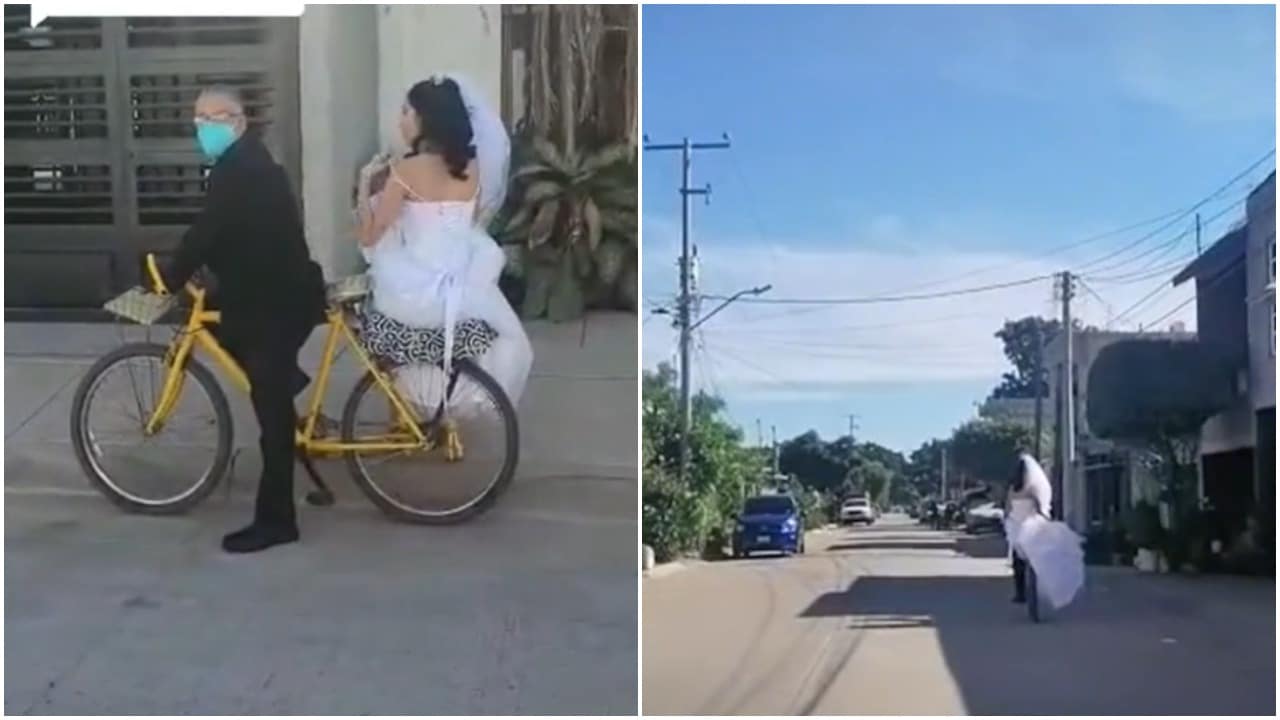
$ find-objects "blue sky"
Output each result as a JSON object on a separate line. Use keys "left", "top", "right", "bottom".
{"left": 641, "top": 4, "right": 1276, "bottom": 452}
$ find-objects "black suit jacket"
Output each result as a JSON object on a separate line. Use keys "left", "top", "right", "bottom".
{"left": 163, "top": 133, "right": 325, "bottom": 341}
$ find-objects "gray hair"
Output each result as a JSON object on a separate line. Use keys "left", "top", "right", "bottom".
{"left": 198, "top": 85, "right": 246, "bottom": 115}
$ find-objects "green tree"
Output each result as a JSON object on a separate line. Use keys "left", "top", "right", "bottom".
{"left": 948, "top": 418, "right": 1034, "bottom": 494}
{"left": 642, "top": 363, "right": 759, "bottom": 561}
{"left": 778, "top": 431, "right": 847, "bottom": 494}
{"left": 848, "top": 460, "right": 894, "bottom": 506}
{"left": 991, "top": 316, "right": 1062, "bottom": 399}
{"left": 1087, "top": 339, "right": 1236, "bottom": 562}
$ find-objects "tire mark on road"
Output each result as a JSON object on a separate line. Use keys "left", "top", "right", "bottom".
{"left": 695, "top": 561, "right": 780, "bottom": 715}
{"left": 787, "top": 553, "right": 873, "bottom": 716}
{"left": 723, "top": 548, "right": 859, "bottom": 715}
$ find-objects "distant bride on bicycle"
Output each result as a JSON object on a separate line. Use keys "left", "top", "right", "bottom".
{"left": 353, "top": 74, "right": 533, "bottom": 412}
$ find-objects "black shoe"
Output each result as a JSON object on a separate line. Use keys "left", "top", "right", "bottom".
{"left": 221, "top": 523, "right": 299, "bottom": 554}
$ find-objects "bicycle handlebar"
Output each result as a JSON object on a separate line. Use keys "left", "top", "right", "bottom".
{"left": 145, "top": 253, "right": 169, "bottom": 296}
{"left": 145, "top": 252, "right": 205, "bottom": 302}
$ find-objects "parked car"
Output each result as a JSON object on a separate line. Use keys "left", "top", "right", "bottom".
{"left": 839, "top": 496, "right": 876, "bottom": 525}
{"left": 732, "top": 495, "right": 805, "bottom": 558}
{"left": 965, "top": 501, "right": 1005, "bottom": 534}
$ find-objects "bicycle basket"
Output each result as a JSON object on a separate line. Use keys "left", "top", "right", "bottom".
{"left": 327, "top": 273, "right": 372, "bottom": 304}
{"left": 103, "top": 286, "right": 176, "bottom": 326}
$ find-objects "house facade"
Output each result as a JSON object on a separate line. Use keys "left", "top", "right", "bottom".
{"left": 1168, "top": 172, "right": 1275, "bottom": 536}
{"left": 1043, "top": 328, "right": 1193, "bottom": 532}
{"left": 4, "top": 5, "right": 511, "bottom": 312}
{"left": 1244, "top": 172, "right": 1275, "bottom": 517}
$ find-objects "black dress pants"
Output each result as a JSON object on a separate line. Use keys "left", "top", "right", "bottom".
{"left": 219, "top": 323, "right": 311, "bottom": 530}
{"left": 1012, "top": 553, "right": 1028, "bottom": 600}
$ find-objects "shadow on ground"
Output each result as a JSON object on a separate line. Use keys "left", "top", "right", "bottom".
{"left": 797, "top": 573, "right": 1275, "bottom": 715}
{"left": 824, "top": 531, "right": 1007, "bottom": 559}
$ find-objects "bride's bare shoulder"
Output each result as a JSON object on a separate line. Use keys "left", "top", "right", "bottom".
{"left": 391, "top": 155, "right": 444, "bottom": 197}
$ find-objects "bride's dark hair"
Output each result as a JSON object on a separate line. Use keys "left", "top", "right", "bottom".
{"left": 405, "top": 77, "right": 476, "bottom": 180}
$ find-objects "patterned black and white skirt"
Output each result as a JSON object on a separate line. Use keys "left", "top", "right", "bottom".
{"left": 358, "top": 307, "right": 498, "bottom": 368}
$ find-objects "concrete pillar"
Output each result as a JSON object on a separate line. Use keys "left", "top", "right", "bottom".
{"left": 298, "top": 4, "right": 380, "bottom": 279}
{"left": 376, "top": 5, "right": 503, "bottom": 152}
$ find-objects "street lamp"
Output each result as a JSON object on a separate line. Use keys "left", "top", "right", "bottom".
{"left": 690, "top": 284, "right": 772, "bottom": 331}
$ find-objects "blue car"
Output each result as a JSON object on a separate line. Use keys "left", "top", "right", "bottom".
{"left": 732, "top": 495, "right": 805, "bottom": 558}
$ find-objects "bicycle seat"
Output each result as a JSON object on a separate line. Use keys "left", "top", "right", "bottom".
{"left": 327, "top": 273, "right": 371, "bottom": 305}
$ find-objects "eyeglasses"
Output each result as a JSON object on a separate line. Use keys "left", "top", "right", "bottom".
{"left": 193, "top": 111, "right": 243, "bottom": 126}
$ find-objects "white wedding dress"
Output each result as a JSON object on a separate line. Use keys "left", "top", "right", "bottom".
{"left": 363, "top": 184, "right": 532, "bottom": 414}
{"left": 1005, "top": 454, "right": 1085, "bottom": 611}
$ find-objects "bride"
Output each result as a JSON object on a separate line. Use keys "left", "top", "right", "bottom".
{"left": 353, "top": 74, "right": 532, "bottom": 414}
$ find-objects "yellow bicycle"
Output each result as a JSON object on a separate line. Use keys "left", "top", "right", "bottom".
{"left": 69, "top": 254, "right": 518, "bottom": 524}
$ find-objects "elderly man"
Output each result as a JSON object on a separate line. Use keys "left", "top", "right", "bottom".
{"left": 161, "top": 86, "right": 326, "bottom": 554}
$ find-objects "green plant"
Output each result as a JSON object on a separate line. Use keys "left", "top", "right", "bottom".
{"left": 1112, "top": 523, "right": 1135, "bottom": 564}
{"left": 1125, "top": 501, "right": 1164, "bottom": 550}
{"left": 495, "top": 136, "right": 637, "bottom": 321}
{"left": 1084, "top": 523, "right": 1113, "bottom": 565}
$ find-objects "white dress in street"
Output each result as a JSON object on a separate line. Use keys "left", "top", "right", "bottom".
{"left": 1005, "top": 454, "right": 1085, "bottom": 611}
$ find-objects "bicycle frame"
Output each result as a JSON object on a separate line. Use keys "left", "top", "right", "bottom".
{"left": 142, "top": 254, "right": 427, "bottom": 454}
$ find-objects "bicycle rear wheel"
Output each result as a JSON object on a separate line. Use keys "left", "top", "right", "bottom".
{"left": 70, "top": 343, "right": 232, "bottom": 514}
{"left": 342, "top": 359, "right": 518, "bottom": 524}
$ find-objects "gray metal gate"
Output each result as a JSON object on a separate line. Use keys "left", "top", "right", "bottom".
{"left": 4, "top": 8, "right": 300, "bottom": 311}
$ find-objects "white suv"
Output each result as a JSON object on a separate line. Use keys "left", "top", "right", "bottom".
{"left": 840, "top": 497, "right": 875, "bottom": 525}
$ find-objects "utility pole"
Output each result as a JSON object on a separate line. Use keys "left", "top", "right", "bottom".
{"left": 1060, "top": 271, "right": 1076, "bottom": 528}
{"left": 756, "top": 418, "right": 764, "bottom": 449}
{"left": 644, "top": 134, "right": 731, "bottom": 484}
{"left": 1195, "top": 213, "right": 1202, "bottom": 255}
{"left": 771, "top": 424, "right": 779, "bottom": 476}
{"left": 940, "top": 444, "right": 948, "bottom": 502}
{"left": 847, "top": 414, "right": 858, "bottom": 440}
{"left": 1033, "top": 322, "right": 1044, "bottom": 463}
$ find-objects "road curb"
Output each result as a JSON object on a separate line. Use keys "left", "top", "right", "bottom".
{"left": 644, "top": 560, "right": 693, "bottom": 580}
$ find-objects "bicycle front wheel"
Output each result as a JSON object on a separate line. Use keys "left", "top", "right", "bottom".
{"left": 70, "top": 343, "right": 232, "bottom": 514}
{"left": 342, "top": 359, "right": 518, "bottom": 524}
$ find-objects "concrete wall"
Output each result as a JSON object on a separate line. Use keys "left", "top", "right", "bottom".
{"left": 1043, "top": 329, "right": 1195, "bottom": 530}
{"left": 1246, "top": 173, "right": 1275, "bottom": 411}
{"left": 1201, "top": 399, "right": 1256, "bottom": 455}
{"left": 376, "top": 4, "right": 503, "bottom": 153}
{"left": 298, "top": 4, "right": 379, "bottom": 279}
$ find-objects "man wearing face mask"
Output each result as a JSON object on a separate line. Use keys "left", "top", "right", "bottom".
{"left": 160, "top": 86, "right": 326, "bottom": 554}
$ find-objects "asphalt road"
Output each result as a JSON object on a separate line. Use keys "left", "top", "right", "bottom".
{"left": 643, "top": 515, "right": 1275, "bottom": 716}
{"left": 5, "top": 476, "right": 637, "bottom": 715}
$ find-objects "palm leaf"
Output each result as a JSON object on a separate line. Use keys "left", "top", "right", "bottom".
{"left": 525, "top": 179, "right": 567, "bottom": 206}
{"left": 581, "top": 142, "right": 633, "bottom": 175}
{"left": 532, "top": 136, "right": 570, "bottom": 173}
{"left": 583, "top": 196, "right": 603, "bottom": 250}
{"left": 529, "top": 200, "right": 559, "bottom": 249}
{"left": 594, "top": 239, "right": 627, "bottom": 286}
{"left": 548, "top": 249, "right": 586, "bottom": 322}
{"left": 512, "top": 162, "right": 557, "bottom": 182}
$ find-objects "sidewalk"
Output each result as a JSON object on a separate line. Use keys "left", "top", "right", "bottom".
{"left": 4, "top": 313, "right": 638, "bottom": 490}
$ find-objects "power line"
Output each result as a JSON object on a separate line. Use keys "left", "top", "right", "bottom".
{"left": 1102, "top": 200, "right": 1253, "bottom": 327}
{"left": 1071, "top": 150, "right": 1274, "bottom": 274}
{"left": 1082, "top": 195, "right": 1247, "bottom": 279}
{"left": 703, "top": 273, "right": 1053, "bottom": 306}
{"left": 1139, "top": 253, "right": 1246, "bottom": 330}
{"left": 836, "top": 147, "right": 1273, "bottom": 300}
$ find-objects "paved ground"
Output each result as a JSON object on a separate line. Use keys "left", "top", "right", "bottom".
{"left": 4, "top": 317, "right": 639, "bottom": 715}
{"left": 643, "top": 516, "right": 1275, "bottom": 716}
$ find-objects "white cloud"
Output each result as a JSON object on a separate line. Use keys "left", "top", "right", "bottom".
{"left": 936, "top": 6, "right": 1276, "bottom": 125}
{"left": 642, "top": 219, "right": 1200, "bottom": 392}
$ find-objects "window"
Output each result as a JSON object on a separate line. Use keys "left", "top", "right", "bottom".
{"left": 1269, "top": 232, "right": 1276, "bottom": 287}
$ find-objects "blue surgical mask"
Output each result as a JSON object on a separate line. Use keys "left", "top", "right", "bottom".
{"left": 195, "top": 121, "right": 238, "bottom": 161}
